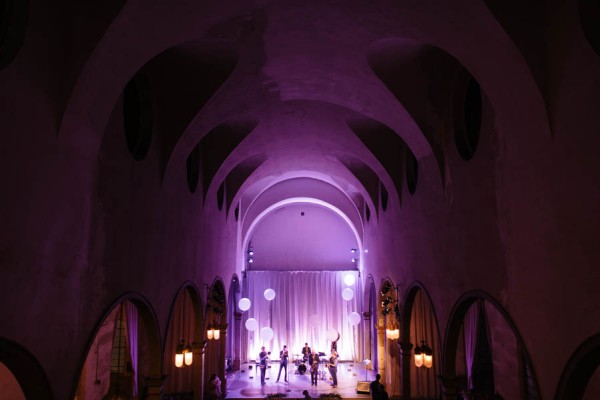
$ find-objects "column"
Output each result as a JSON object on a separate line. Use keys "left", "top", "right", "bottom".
{"left": 219, "top": 323, "right": 229, "bottom": 396}
{"left": 377, "top": 321, "right": 386, "bottom": 379}
{"left": 192, "top": 340, "right": 208, "bottom": 400}
{"left": 233, "top": 312, "right": 242, "bottom": 370}
{"left": 398, "top": 341, "right": 413, "bottom": 400}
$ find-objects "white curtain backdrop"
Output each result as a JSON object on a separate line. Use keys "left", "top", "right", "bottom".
{"left": 243, "top": 271, "right": 360, "bottom": 362}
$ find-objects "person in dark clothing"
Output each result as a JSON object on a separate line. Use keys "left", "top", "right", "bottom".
{"left": 276, "top": 345, "right": 289, "bottom": 382}
{"left": 259, "top": 346, "right": 269, "bottom": 385}
{"left": 370, "top": 374, "right": 381, "bottom": 400}
{"left": 379, "top": 384, "right": 389, "bottom": 400}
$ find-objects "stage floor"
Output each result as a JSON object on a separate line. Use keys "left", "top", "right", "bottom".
{"left": 225, "top": 361, "right": 375, "bottom": 399}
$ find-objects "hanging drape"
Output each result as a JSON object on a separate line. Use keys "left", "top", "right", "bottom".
{"left": 464, "top": 300, "right": 481, "bottom": 390}
{"left": 409, "top": 290, "right": 440, "bottom": 399}
{"left": 125, "top": 301, "right": 138, "bottom": 396}
{"left": 243, "top": 271, "right": 360, "bottom": 361}
{"left": 163, "top": 293, "right": 194, "bottom": 394}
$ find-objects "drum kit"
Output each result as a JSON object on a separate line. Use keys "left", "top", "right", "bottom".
{"left": 293, "top": 352, "right": 328, "bottom": 378}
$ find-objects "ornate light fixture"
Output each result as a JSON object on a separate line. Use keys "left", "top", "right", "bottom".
{"left": 414, "top": 340, "right": 433, "bottom": 368}
{"left": 207, "top": 321, "right": 220, "bottom": 340}
{"left": 175, "top": 339, "right": 185, "bottom": 368}
{"left": 385, "top": 322, "right": 400, "bottom": 340}
{"left": 381, "top": 282, "right": 401, "bottom": 340}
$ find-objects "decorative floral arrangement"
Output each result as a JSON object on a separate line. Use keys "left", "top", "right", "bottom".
{"left": 265, "top": 393, "right": 288, "bottom": 398}
{"left": 319, "top": 393, "right": 342, "bottom": 399}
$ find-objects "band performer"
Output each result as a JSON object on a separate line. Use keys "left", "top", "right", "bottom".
{"left": 276, "top": 345, "right": 289, "bottom": 382}
{"left": 301, "top": 342, "right": 311, "bottom": 363}
{"left": 328, "top": 350, "right": 338, "bottom": 388}
{"left": 310, "top": 350, "right": 320, "bottom": 385}
{"left": 259, "top": 346, "right": 269, "bottom": 385}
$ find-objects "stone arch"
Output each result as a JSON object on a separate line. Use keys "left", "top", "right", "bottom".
{"left": 442, "top": 290, "right": 540, "bottom": 400}
{"left": 73, "top": 292, "right": 162, "bottom": 399}
{"left": 163, "top": 282, "right": 204, "bottom": 395}
{"left": 556, "top": 332, "right": 600, "bottom": 399}
{"left": 400, "top": 282, "right": 441, "bottom": 400}
{"left": 0, "top": 337, "right": 53, "bottom": 399}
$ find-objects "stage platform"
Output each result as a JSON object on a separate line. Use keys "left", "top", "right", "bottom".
{"left": 225, "top": 361, "right": 375, "bottom": 399}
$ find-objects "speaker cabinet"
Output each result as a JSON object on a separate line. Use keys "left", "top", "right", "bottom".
{"left": 356, "top": 381, "right": 370, "bottom": 394}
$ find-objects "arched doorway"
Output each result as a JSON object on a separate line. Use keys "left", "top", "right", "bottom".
{"left": 74, "top": 294, "right": 162, "bottom": 399}
{"left": 0, "top": 337, "right": 52, "bottom": 399}
{"left": 556, "top": 333, "right": 600, "bottom": 399}
{"left": 443, "top": 291, "right": 540, "bottom": 400}
{"left": 163, "top": 284, "right": 203, "bottom": 398}
{"left": 400, "top": 284, "right": 441, "bottom": 400}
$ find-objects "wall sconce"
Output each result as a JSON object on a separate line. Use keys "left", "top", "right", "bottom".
{"left": 207, "top": 322, "right": 220, "bottom": 340}
{"left": 175, "top": 339, "right": 185, "bottom": 368}
{"left": 385, "top": 323, "right": 400, "bottom": 340}
{"left": 414, "top": 340, "right": 433, "bottom": 368}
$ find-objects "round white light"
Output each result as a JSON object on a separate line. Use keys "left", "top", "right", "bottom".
{"left": 348, "top": 312, "right": 361, "bottom": 325}
{"left": 327, "top": 328, "right": 340, "bottom": 342}
{"left": 344, "top": 273, "right": 356, "bottom": 286}
{"left": 238, "top": 297, "right": 251, "bottom": 311}
{"left": 245, "top": 318, "right": 258, "bottom": 331}
{"left": 260, "top": 326, "right": 274, "bottom": 342}
{"left": 264, "top": 288, "right": 276, "bottom": 301}
{"left": 342, "top": 288, "right": 354, "bottom": 301}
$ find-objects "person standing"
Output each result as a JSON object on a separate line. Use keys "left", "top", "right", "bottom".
{"left": 301, "top": 342, "right": 311, "bottom": 363}
{"left": 259, "top": 346, "right": 269, "bottom": 385}
{"left": 310, "top": 350, "right": 320, "bottom": 385}
{"left": 370, "top": 374, "right": 381, "bottom": 400}
{"left": 207, "top": 373, "right": 222, "bottom": 400}
{"left": 276, "top": 345, "right": 289, "bottom": 382}
{"left": 328, "top": 350, "right": 338, "bottom": 388}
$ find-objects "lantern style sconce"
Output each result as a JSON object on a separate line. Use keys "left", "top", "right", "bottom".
{"left": 385, "top": 323, "right": 400, "bottom": 340}
{"left": 184, "top": 343, "right": 193, "bottom": 366}
{"left": 414, "top": 340, "right": 433, "bottom": 368}
{"left": 207, "top": 321, "right": 220, "bottom": 340}
{"left": 175, "top": 339, "right": 185, "bottom": 368}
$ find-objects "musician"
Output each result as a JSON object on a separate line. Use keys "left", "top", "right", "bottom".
{"left": 328, "top": 350, "right": 338, "bottom": 388}
{"left": 301, "top": 342, "right": 311, "bottom": 362}
{"left": 276, "top": 345, "right": 289, "bottom": 382}
{"left": 310, "top": 350, "right": 320, "bottom": 385}
{"left": 259, "top": 346, "right": 269, "bottom": 385}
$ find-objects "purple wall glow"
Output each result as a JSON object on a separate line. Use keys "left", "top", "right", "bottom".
{"left": 249, "top": 203, "right": 358, "bottom": 270}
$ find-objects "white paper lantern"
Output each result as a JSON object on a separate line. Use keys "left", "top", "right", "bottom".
{"left": 264, "top": 288, "right": 276, "bottom": 301}
{"left": 327, "top": 328, "right": 340, "bottom": 342}
{"left": 245, "top": 318, "right": 258, "bottom": 331}
{"left": 238, "top": 297, "right": 251, "bottom": 311}
{"left": 344, "top": 273, "right": 356, "bottom": 286}
{"left": 260, "top": 326, "right": 274, "bottom": 342}
{"left": 342, "top": 288, "right": 354, "bottom": 301}
{"left": 348, "top": 311, "right": 361, "bottom": 325}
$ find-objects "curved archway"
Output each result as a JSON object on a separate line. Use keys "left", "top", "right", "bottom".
{"left": 443, "top": 291, "right": 540, "bottom": 400}
{"left": 0, "top": 337, "right": 53, "bottom": 399}
{"left": 73, "top": 293, "right": 162, "bottom": 399}
{"left": 242, "top": 197, "right": 364, "bottom": 272}
{"left": 556, "top": 333, "right": 600, "bottom": 399}
{"left": 400, "top": 283, "right": 441, "bottom": 400}
{"left": 163, "top": 283, "right": 204, "bottom": 397}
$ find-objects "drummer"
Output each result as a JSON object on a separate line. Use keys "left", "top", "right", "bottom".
{"left": 301, "top": 342, "right": 311, "bottom": 362}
